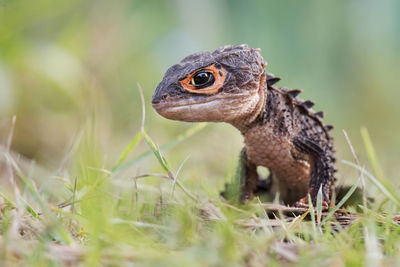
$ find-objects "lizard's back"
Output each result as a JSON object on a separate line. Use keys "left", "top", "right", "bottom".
{"left": 243, "top": 75, "right": 336, "bottom": 204}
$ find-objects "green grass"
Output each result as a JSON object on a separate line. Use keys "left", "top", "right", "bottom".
{"left": 1, "top": 115, "right": 400, "bottom": 266}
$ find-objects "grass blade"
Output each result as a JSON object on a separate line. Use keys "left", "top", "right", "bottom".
{"left": 112, "top": 123, "right": 207, "bottom": 174}
{"left": 316, "top": 186, "right": 323, "bottom": 225}
{"left": 112, "top": 132, "right": 142, "bottom": 171}
{"left": 308, "top": 194, "right": 317, "bottom": 235}
{"left": 4, "top": 154, "right": 46, "bottom": 209}
{"left": 342, "top": 129, "right": 367, "bottom": 215}
{"left": 321, "top": 177, "right": 360, "bottom": 225}
{"left": 142, "top": 130, "right": 170, "bottom": 172}
{"left": 140, "top": 132, "right": 197, "bottom": 201}
{"left": 361, "top": 127, "right": 386, "bottom": 183}
{"left": 170, "top": 156, "right": 189, "bottom": 199}
{"left": 342, "top": 160, "right": 400, "bottom": 206}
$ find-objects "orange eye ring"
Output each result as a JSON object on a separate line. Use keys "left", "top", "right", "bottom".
{"left": 179, "top": 64, "right": 227, "bottom": 95}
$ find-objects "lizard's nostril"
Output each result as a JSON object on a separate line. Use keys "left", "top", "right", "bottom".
{"left": 151, "top": 94, "right": 168, "bottom": 105}
{"left": 151, "top": 98, "right": 160, "bottom": 104}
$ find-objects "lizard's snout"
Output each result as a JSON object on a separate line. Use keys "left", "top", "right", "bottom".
{"left": 152, "top": 92, "right": 169, "bottom": 105}
{"left": 151, "top": 85, "right": 167, "bottom": 105}
{"left": 151, "top": 97, "right": 161, "bottom": 105}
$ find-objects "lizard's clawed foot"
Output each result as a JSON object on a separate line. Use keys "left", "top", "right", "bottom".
{"left": 295, "top": 195, "right": 330, "bottom": 210}
{"left": 294, "top": 196, "right": 309, "bottom": 208}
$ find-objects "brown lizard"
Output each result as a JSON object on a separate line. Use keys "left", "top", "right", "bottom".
{"left": 152, "top": 44, "right": 336, "bottom": 207}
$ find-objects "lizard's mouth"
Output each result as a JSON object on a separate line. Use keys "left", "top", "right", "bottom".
{"left": 152, "top": 96, "right": 220, "bottom": 110}
{"left": 152, "top": 92, "right": 250, "bottom": 111}
{"left": 151, "top": 91, "right": 260, "bottom": 123}
{"left": 152, "top": 97, "right": 223, "bottom": 114}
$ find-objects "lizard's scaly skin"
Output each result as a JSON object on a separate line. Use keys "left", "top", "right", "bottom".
{"left": 152, "top": 45, "right": 336, "bottom": 206}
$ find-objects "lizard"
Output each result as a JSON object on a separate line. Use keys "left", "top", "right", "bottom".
{"left": 152, "top": 44, "right": 336, "bottom": 207}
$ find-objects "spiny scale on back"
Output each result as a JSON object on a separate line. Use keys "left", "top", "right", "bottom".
{"left": 261, "top": 73, "right": 335, "bottom": 158}
{"left": 152, "top": 44, "right": 336, "bottom": 206}
{"left": 261, "top": 74, "right": 336, "bottom": 191}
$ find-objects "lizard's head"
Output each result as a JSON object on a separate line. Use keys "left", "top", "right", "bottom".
{"left": 152, "top": 44, "right": 267, "bottom": 123}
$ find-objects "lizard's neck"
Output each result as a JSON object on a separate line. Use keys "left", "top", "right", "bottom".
{"left": 230, "top": 72, "right": 267, "bottom": 134}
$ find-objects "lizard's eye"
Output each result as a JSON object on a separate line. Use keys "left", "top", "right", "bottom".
{"left": 191, "top": 71, "right": 215, "bottom": 88}
{"left": 179, "top": 63, "right": 227, "bottom": 95}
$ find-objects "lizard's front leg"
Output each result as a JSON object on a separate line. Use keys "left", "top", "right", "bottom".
{"left": 240, "top": 149, "right": 259, "bottom": 201}
{"left": 221, "top": 148, "right": 272, "bottom": 202}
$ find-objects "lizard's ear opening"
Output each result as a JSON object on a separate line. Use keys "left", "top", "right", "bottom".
{"left": 179, "top": 64, "right": 227, "bottom": 95}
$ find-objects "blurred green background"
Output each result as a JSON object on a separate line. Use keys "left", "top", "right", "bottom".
{"left": 1, "top": 0, "right": 399, "bottom": 187}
